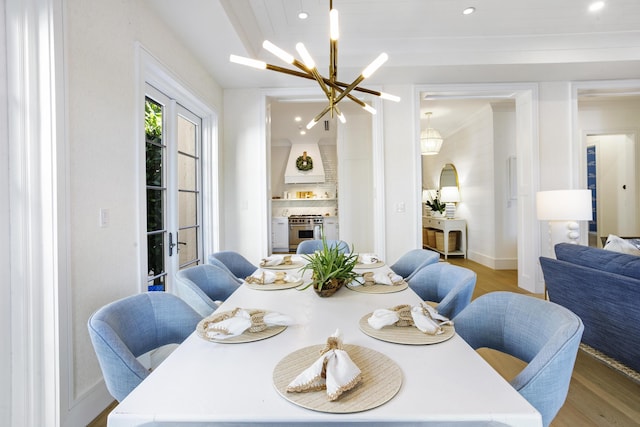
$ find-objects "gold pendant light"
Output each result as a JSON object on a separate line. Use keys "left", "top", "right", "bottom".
{"left": 230, "top": 0, "right": 400, "bottom": 128}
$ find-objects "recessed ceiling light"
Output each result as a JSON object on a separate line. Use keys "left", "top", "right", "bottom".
{"left": 463, "top": 7, "right": 476, "bottom": 15}
{"left": 298, "top": 11, "right": 309, "bottom": 20}
{"left": 300, "top": 130, "right": 306, "bottom": 135}
{"left": 589, "top": 1, "right": 605, "bottom": 12}
{"left": 294, "top": 116, "right": 302, "bottom": 122}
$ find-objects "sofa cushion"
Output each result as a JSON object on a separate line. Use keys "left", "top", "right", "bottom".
{"left": 554, "top": 243, "right": 640, "bottom": 281}
{"left": 604, "top": 234, "right": 640, "bottom": 256}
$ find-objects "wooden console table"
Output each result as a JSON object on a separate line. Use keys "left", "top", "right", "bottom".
{"left": 422, "top": 216, "right": 467, "bottom": 259}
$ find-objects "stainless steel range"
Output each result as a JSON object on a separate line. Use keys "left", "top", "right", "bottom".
{"left": 289, "top": 215, "right": 324, "bottom": 252}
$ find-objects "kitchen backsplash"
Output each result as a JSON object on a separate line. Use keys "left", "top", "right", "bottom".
{"left": 272, "top": 144, "right": 338, "bottom": 217}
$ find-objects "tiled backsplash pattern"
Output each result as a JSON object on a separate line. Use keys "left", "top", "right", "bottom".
{"left": 272, "top": 145, "right": 338, "bottom": 217}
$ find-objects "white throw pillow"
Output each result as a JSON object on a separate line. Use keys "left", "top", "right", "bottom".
{"left": 603, "top": 234, "right": 640, "bottom": 256}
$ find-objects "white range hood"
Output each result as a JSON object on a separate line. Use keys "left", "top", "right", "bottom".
{"left": 284, "top": 143, "right": 326, "bottom": 184}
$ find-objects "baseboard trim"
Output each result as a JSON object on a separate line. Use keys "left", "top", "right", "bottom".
{"left": 468, "top": 251, "right": 517, "bottom": 270}
{"left": 63, "top": 380, "right": 114, "bottom": 427}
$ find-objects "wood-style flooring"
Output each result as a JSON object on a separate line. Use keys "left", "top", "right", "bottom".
{"left": 89, "top": 257, "right": 640, "bottom": 427}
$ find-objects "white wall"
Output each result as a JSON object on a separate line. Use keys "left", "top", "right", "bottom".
{"left": 338, "top": 107, "right": 374, "bottom": 252}
{"left": 65, "top": 0, "right": 222, "bottom": 424}
{"left": 381, "top": 85, "right": 420, "bottom": 264}
{"left": 0, "top": 0, "right": 11, "bottom": 422}
{"left": 223, "top": 89, "right": 267, "bottom": 263}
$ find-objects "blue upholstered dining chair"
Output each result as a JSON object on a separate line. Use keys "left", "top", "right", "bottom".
{"left": 296, "top": 239, "right": 350, "bottom": 254}
{"left": 408, "top": 262, "right": 476, "bottom": 318}
{"left": 453, "top": 291, "right": 584, "bottom": 427}
{"left": 208, "top": 251, "right": 257, "bottom": 280}
{"left": 389, "top": 248, "right": 440, "bottom": 281}
{"left": 175, "top": 264, "right": 241, "bottom": 317}
{"left": 87, "top": 292, "right": 202, "bottom": 402}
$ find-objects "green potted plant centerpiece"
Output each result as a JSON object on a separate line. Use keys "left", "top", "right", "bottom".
{"left": 299, "top": 237, "right": 360, "bottom": 297}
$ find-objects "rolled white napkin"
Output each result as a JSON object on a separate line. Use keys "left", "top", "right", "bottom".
{"left": 367, "top": 304, "right": 451, "bottom": 335}
{"left": 286, "top": 329, "right": 362, "bottom": 401}
{"left": 373, "top": 272, "right": 405, "bottom": 286}
{"left": 204, "top": 308, "right": 294, "bottom": 340}
{"left": 410, "top": 306, "right": 441, "bottom": 335}
{"left": 247, "top": 269, "right": 300, "bottom": 284}
{"left": 358, "top": 253, "right": 379, "bottom": 264}
{"left": 260, "top": 255, "right": 285, "bottom": 266}
{"left": 368, "top": 308, "right": 402, "bottom": 329}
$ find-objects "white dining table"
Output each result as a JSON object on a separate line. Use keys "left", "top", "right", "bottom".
{"left": 108, "top": 259, "right": 542, "bottom": 426}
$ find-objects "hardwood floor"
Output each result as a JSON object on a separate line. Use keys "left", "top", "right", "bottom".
{"left": 89, "top": 257, "right": 640, "bottom": 427}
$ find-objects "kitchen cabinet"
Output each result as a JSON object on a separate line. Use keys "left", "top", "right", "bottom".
{"left": 271, "top": 217, "right": 289, "bottom": 253}
{"left": 322, "top": 216, "right": 339, "bottom": 240}
{"left": 422, "top": 216, "right": 467, "bottom": 259}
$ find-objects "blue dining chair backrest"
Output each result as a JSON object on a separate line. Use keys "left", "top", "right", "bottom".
{"left": 175, "top": 264, "right": 241, "bottom": 317}
{"left": 87, "top": 292, "right": 202, "bottom": 402}
{"left": 408, "top": 262, "right": 476, "bottom": 318}
{"left": 296, "top": 239, "right": 350, "bottom": 254}
{"left": 389, "top": 248, "right": 440, "bottom": 281}
{"left": 453, "top": 291, "right": 584, "bottom": 427}
{"left": 208, "top": 251, "right": 257, "bottom": 280}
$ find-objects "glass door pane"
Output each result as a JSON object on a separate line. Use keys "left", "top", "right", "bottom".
{"left": 145, "top": 96, "right": 167, "bottom": 291}
{"left": 176, "top": 108, "right": 202, "bottom": 269}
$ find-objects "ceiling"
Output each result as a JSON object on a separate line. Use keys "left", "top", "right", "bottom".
{"left": 144, "top": 0, "right": 640, "bottom": 135}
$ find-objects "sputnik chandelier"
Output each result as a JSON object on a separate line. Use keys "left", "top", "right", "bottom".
{"left": 230, "top": 0, "right": 400, "bottom": 129}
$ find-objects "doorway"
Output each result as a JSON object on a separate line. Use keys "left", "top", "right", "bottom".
{"left": 144, "top": 84, "right": 204, "bottom": 292}
{"left": 586, "top": 133, "right": 639, "bottom": 247}
{"left": 415, "top": 83, "right": 540, "bottom": 293}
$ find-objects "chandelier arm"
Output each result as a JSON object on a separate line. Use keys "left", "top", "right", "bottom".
{"left": 332, "top": 75, "right": 365, "bottom": 105}
{"left": 312, "top": 104, "right": 332, "bottom": 125}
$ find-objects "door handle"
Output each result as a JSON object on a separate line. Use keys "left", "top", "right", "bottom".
{"left": 169, "top": 232, "right": 176, "bottom": 256}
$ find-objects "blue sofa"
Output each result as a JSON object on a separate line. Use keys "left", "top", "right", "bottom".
{"left": 539, "top": 243, "right": 640, "bottom": 373}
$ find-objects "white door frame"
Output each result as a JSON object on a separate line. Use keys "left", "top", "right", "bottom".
{"left": 413, "top": 82, "right": 542, "bottom": 293}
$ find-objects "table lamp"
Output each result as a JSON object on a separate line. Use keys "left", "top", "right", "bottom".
{"left": 536, "top": 189, "right": 593, "bottom": 254}
{"left": 440, "top": 186, "right": 461, "bottom": 219}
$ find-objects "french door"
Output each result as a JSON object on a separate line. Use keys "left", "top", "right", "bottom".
{"left": 145, "top": 84, "right": 203, "bottom": 291}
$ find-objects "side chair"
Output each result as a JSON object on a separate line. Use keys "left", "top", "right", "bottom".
{"left": 408, "top": 262, "right": 476, "bottom": 318}
{"left": 296, "top": 239, "right": 350, "bottom": 254}
{"left": 175, "top": 264, "right": 241, "bottom": 317}
{"left": 87, "top": 292, "right": 202, "bottom": 402}
{"left": 208, "top": 251, "right": 257, "bottom": 280}
{"left": 453, "top": 291, "right": 584, "bottom": 427}
{"left": 389, "top": 248, "right": 440, "bottom": 281}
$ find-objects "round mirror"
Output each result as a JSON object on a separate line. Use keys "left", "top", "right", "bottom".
{"left": 439, "top": 163, "right": 459, "bottom": 189}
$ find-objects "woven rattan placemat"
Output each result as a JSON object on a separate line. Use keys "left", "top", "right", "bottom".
{"left": 261, "top": 262, "right": 304, "bottom": 270}
{"left": 245, "top": 280, "right": 303, "bottom": 291}
{"left": 354, "top": 261, "right": 385, "bottom": 269}
{"left": 346, "top": 282, "right": 408, "bottom": 294}
{"left": 273, "top": 344, "right": 402, "bottom": 413}
{"left": 359, "top": 313, "right": 455, "bottom": 345}
{"left": 196, "top": 310, "right": 287, "bottom": 344}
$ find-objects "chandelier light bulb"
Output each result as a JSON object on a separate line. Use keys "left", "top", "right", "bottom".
{"left": 295, "top": 43, "right": 316, "bottom": 69}
{"left": 337, "top": 112, "right": 346, "bottom": 123}
{"left": 379, "top": 92, "right": 401, "bottom": 102}
{"left": 306, "top": 118, "right": 318, "bottom": 129}
{"left": 229, "top": 55, "right": 266, "bottom": 70}
{"left": 330, "top": 9, "right": 339, "bottom": 40}
{"left": 263, "top": 40, "right": 294, "bottom": 64}
{"left": 362, "top": 104, "right": 377, "bottom": 115}
{"left": 362, "top": 53, "right": 388, "bottom": 78}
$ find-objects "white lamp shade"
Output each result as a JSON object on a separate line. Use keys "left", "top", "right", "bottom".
{"left": 440, "top": 186, "right": 461, "bottom": 203}
{"left": 536, "top": 190, "right": 592, "bottom": 221}
{"left": 420, "top": 128, "right": 443, "bottom": 156}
